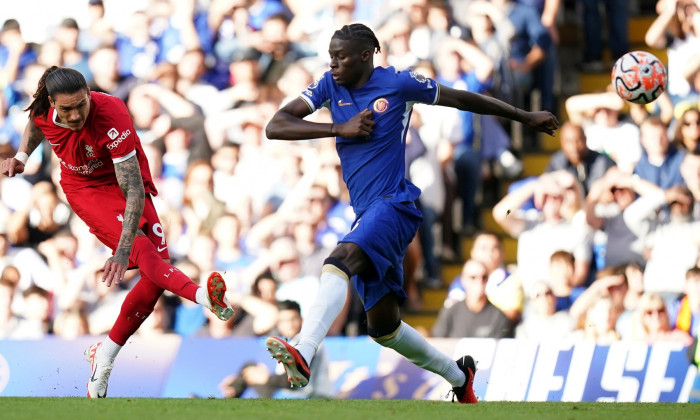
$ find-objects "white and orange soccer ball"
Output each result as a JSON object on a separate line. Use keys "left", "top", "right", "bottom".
{"left": 611, "top": 51, "right": 667, "bottom": 105}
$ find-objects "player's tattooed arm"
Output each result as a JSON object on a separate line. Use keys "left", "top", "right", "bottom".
{"left": 2, "top": 120, "right": 46, "bottom": 177}
{"left": 102, "top": 154, "right": 145, "bottom": 285}
{"left": 24, "top": 120, "right": 46, "bottom": 154}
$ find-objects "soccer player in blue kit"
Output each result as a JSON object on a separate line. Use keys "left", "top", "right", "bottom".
{"left": 264, "top": 23, "right": 559, "bottom": 403}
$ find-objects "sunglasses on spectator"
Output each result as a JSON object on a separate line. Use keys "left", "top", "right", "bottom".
{"left": 530, "top": 290, "right": 553, "bottom": 299}
{"left": 644, "top": 307, "right": 666, "bottom": 316}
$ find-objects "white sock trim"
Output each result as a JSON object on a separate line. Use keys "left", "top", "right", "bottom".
{"left": 195, "top": 287, "right": 211, "bottom": 309}
{"left": 99, "top": 337, "right": 123, "bottom": 361}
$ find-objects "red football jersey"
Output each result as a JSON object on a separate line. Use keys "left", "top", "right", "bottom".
{"left": 33, "top": 91, "right": 157, "bottom": 195}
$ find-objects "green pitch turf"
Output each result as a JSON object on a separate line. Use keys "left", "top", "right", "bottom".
{"left": 0, "top": 398, "right": 695, "bottom": 420}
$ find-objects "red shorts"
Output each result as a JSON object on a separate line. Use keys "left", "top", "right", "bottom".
{"left": 65, "top": 184, "right": 170, "bottom": 266}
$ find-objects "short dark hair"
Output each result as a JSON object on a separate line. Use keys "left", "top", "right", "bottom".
{"left": 60, "top": 18, "right": 79, "bottom": 30}
{"left": 550, "top": 250, "right": 574, "bottom": 266}
{"left": 1, "top": 19, "right": 20, "bottom": 33}
{"left": 277, "top": 300, "right": 301, "bottom": 314}
{"left": 332, "top": 23, "right": 381, "bottom": 54}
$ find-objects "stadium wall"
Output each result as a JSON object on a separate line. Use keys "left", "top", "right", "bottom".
{"left": 0, "top": 337, "right": 697, "bottom": 402}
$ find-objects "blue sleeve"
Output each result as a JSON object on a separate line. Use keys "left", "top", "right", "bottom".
{"left": 396, "top": 70, "right": 439, "bottom": 104}
{"left": 300, "top": 72, "right": 331, "bottom": 112}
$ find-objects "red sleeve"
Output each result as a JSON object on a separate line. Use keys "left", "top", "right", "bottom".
{"left": 93, "top": 94, "right": 137, "bottom": 162}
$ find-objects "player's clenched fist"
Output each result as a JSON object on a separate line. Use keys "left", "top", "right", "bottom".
{"left": 335, "top": 109, "right": 376, "bottom": 138}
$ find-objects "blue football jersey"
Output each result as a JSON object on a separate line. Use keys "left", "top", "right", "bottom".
{"left": 300, "top": 66, "right": 439, "bottom": 214}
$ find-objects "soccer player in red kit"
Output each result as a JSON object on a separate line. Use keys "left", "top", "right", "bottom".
{"left": 0, "top": 66, "right": 234, "bottom": 398}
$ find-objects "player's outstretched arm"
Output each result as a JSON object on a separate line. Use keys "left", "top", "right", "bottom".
{"left": 266, "top": 97, "right": 376, "bottom": 140}
{"left": 435, "top": 84, "right": 560, "bottom": 136}
{"left": 0, "top": 119, "right": 45, "bottom": 177}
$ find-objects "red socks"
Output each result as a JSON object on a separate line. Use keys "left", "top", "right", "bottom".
{"left": 108, "top": 274, "right": 163, "bottom": 345}
{"left": 129, "top": 235, "right": 199, "bottom": 302}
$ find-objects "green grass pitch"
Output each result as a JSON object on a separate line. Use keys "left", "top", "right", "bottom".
{"left": 0, "top": 398, "right": 696, "bottom": 420}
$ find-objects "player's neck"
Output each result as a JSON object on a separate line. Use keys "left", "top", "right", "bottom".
{"left": 347, "top": 67, "right": 375, "bottom": 90}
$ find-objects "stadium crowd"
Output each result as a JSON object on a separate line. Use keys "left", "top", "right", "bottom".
{"left": 0, "top": 0, "right": 699, "bottom": 357}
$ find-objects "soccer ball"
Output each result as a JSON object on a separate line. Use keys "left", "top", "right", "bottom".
{"left": 611, "top": 51, "right": 667, "bottom": 104}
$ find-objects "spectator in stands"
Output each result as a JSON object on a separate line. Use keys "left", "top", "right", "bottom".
{"left": 465, "top": 0, "right": 515, "bottom": 104}
{"left": 0, "top": 19, "right": 38, "bottom": 107}
{"left": 212, "top": 212, "right": 255, "bottom": 278}
{"left": 643, "top": 184, "right": 700, "bottom": 296}
{"left": 635, "top": 116, "right": 686, "bottom": 189}
{"left": 409, "top": 60, "right": 461, "bottom": 267}
{"left": 87, "top": 45, "right": 138, "bottom": 103}
{"left": 229, "top": 270, "right": 279, "bottom": 336}
{"left": 216, "top": 47, "right": 262, "bottom": 112}
{"left": 491, "top": 0, "right": 553, "bottom": 113}
{"left": 630, "top": 291, "right": 694, "bottom": 345}
{"left": 54, "top": 18, "right": 91, "bottom": 79}
{"left": 78, "top": 0, "right": 115, "bottom": 54}
{"left": 516, "top": 280, "right": 574, "bottom": 341}
{"left": 669, "top": 266, "right": 700, "bottom": 338}
{"left": 6, "top": 180, "right": 72, "bottom": 248}
{"left": 378, "top": 13, "right": 419, "bottom": 71}
{"left": 126, "top": 81, "right": 201, "bottom": 147}
{"left": 432, "top": 259, "right": 514, "bottom": 338}
{"left": 114, "top": 10, "right": 159, "bottom": 79}
{"left": 580, "top": 0, "right": 629, "bottom": 71}
{"left": 52, "top": 307, "right": 90, "bottom": 339}
{"left": 174, "top": 48, "right": 224, "bottom": 117}
{"left": 0, "top": 93, "right": 21, "bottom": 152}
{"left": 219, "top": 300, "right": 333, "bottom": 399}
{"left": 570, "top": 265, "right": 632, "bottom": 337}
{"left": 584, "top": 166, "right": 668, "bottom": 268}
{"left": 547, "top": 250, "right": 585, "bottom": 312}
{"left": 680, "top": 150, "right": 700, "bottom": 219}
{"left": 573, "top": 295, "right": 621, "bottom": 344}
{"left": 268, "top": 236, "right": 319, "bottom": 318}
{"left": 673, "top": 107, "right": 700, "bottom": 153}
{"left": 434, "top": 35, "right": 494, "bottom": 231}
{"left": 645, "top": 0, "right": 700, "bottom": 105}
{"left": 444, "top": 232, "right": 524, "bottom": 323}
{"left": 286, "top": 0, "right": 356, "bottom": 59}
{"left": 12, "top": 285, "right": 51, "bottom": 339}
{"left": 623, "top": 261, "right": 646, "bottom": 312}
{"left": 492, "top": 170, "right": 593, "bottom": 293}
{"left": 251, "top": 13, "right": 311, "bottom": 86}
{"left": 0, "top": 276, "right": 18, "bottom": 338}
{"left": 545, "top": 122, "right": 616, "bottom": 196}
{"left": 565, "top": 90, "right": 642, "bottom": 173}
{"left": 182, "top": 160, "right": 226, "bottom": 236}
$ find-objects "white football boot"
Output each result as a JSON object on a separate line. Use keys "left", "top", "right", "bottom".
{"left": 85, "top": 342, "right": 114, "bottom": 398}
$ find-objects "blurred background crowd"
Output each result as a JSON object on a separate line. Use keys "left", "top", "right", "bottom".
{"left": 0, "top": 0, "right": 699, "bottom": 358}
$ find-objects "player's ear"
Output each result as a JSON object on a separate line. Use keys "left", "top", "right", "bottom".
{"left": 360, "top": 49, "right": 372, "bottom": 63}
{"left": 48, "top": 96, "right": 55, "bottom": 109}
